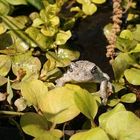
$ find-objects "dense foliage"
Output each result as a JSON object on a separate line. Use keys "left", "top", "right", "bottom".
{"left": 0, "top": 0, "right": 140, "bottom": 140}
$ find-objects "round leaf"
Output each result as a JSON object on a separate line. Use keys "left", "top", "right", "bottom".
{"left": 99, "top": 103, "right": 126, "bottom": 129}
{"left": 107, "top": 99, "right": 120, "bottom": 107}
{"left": 0, "top": 55, "right": 11, "bottom": 76}
{"left": 104, "top": 111, "right": 140, "bottom": 140}
{"left": 40, "top": 86, "right": 80, "bottom": 124}
{"left": 55, "top": 30, "right": 71, "bottom": 45}
{"left": 124, "top": 68, "right": 140, "bottom": 85}
{"left": 0, "top": 1, "right": 11, "bottom": 15}
{"left": 0, "top": 76, "right": 7, "bottom": 86}
{"left": 21, "top": 80, "right": 48, "bottom": 107}
{"left": 20, "top": 112, "right": 49, "bottom": 137}
{"left": 121, "top": 93, "right": 136, "bottom": 103}
{"left": 70, "top": 127, "right": 109, "bottom": 140}
{"left": 112, "top": 53, "right": 135, "bottom": 80}
{"left": 91, "top": 0, "right": 106, "bottom": 4}
{"left": 66, "top": 84, "right": 98, "bottom": 120}
{"left": 82, "top": 3, "right": 97, "bottom": 15}
{"left": 120, "top": 30, "right": 133, "bottom": 40}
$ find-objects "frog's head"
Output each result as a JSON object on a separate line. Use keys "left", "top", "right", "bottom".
{"left": 67, "top": 60, "right": 108, "bottom": 83}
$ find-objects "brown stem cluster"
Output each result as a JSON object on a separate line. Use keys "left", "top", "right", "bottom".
{"left": 106, "top": 0, "right": 123, "bottom": 60}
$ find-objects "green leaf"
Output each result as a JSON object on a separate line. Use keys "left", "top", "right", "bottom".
{"left": 133, "top": 24, "right": 140, "bottom": 42}
{"left": 82, "top": 3, "right": 97, "bottom": 15}
{"left": 5, "top": 0, "right": 27, "bottom": 5}
{"left": 124, "top": 68, "right": 140, "bottom": 85}
{"left": 66, "top": 84, "right": 98, "bottom": 120}
{"left": 0, "top": 55, "right": 11, "bottom": 76}
{"left": 103, "top": 23, "right": 113, "bottom": 39}
{"left": 120, "top": 93, "right": 136, "bottom": 103}
{"left": 112, "top": 53, "right": 135, "bottom": 80}
{"left": 7, "top": 77, "right": 13, "bottom": 105}
{"left": 25, "top": 27, "right": 54, "bottom": 50}
{"left": 20, "top": 112, "right": 49, "bottom": 137}
{"left": 130, "top": 43, "right": 140, "bottom": 53}
{"left": 26, "top": 0, "right": 44, "bottom": 10}
{"left": 55, "top": 30, "right": 71, "bottom": 45}
{"left": 116, "top": 37, "right": 136, "bottom": 52}
{"left": 120, "top": 30, "right": 133, "bottom": 40}
{"left": 99, "top": 103, "right": 126, "bottom": 129}
{"left": 91, "top": 0, "right": 106, "bottom": 4}
{"left": 46, "top": 51, "right": 71, "bottom": 67}
{"left": 0, "top": 22, "right": 7, "bottom": 34}
{"left": 70, "top": 127, "right": 109, "bottom": 140}
{"left": 0, "top": 0, "right": 11, "bottom": 15}
{"left": 39, "top": 86, "right": 80, "bottom": 124}
{"left": 107, "top": 99, "right": 120, "bottom": 107}
{"left": 112, "top": 82, "right": 125, "bottom": 93}
{"left": 21, "top": 113, "right": 62, "bottom": 139}
{"left": 57, "top": 46, "right": 80, "bottom": 61}
{"left": 21, "top": 80, "right": 48, "bottom": 107}
{"left": 12, "top": 52, "right": 41, "bottom": 82}
{"left": 0, "top": 76, "right": 7, "bottom": 86}
{"left": 102, "top": 111, "right": 140, "bottom": 140}
{"left": 76, "top": 0, "right": 90, "bottom": 4}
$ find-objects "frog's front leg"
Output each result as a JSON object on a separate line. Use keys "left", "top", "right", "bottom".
{"left": 55, "top": 73, "right": 71, "bottom": 86}
{"left": 100, "top": 80, "right": 112, "bottom": 105}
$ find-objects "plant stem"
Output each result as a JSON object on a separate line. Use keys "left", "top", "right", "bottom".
{"left": 0, "top": 111, "right": 24, "bottom": 116}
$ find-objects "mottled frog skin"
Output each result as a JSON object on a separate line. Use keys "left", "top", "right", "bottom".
{"left": 55, "top": 60, "right": 112, "bottom": 105}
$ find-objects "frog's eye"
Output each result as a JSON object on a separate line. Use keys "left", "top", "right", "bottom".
{"left": 91, "top": 66, "right": 97, "bottom": 74}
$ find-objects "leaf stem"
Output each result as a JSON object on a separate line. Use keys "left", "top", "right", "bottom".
{"left": 0, "top": 111, "right": 24, "bottom": 116}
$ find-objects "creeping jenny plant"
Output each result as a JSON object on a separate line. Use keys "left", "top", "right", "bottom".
{"left": 0, "top": 0, "right": 140, "bottom": 140}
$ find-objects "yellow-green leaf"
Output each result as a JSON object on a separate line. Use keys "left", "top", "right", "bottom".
{"left": 40, "top": 86, "right": 80, "bottom": 124}
{"left": 121, "top": 93, "right": 136, "bottom": 103}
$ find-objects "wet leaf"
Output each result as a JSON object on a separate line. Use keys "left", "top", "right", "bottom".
{"left": 112, "top": 53, "right": 135, "bottom": 80}
{"left": 21, "top": 80, "right": 48, "bottom": 107}
{"left": 120, "top": 93, "right": 136, "bottom": 103}
{"left": 55, "top": 30, "right": 71, "bottom": 45}
{"left": 5, "top": 0, "right": 27, "bottom": 5}
{"left": 12, "top": 52, "right": 41, "bottom": 83}
{"left": 82, "top": 3, "right": 97, "bottom": 15}
{"left": 124, "top": 68, "right": 140, "bottom": 85}
{"left": 91, "top": 0, "right": 106, "bottom": 4}
{"left": 46, "top": 51, "right": 71, "bottom": 67}
{"left": 57, "top": 46, "right": 80, "bottom": 61}
{"left": 7, "top": 77, "right": 13, "bottom": 105}
{"left": 40, "top": 86, "right": 80, "bottom": 124}
{"left": 0, "top": 55, "right": 11, "bottom": 76}
{"left": 70, "top": 127, "right": 109, "bottom": 140}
